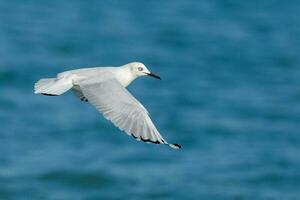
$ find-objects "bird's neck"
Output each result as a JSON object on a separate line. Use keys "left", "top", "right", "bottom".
{"left": 115, "top": 67, "right": 137, "bottom": 87}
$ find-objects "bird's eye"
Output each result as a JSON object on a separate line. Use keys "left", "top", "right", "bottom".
{"left": 138, "top": 67, "right": 143, "bottom": 71}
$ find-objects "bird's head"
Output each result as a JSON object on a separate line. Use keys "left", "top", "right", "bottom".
{"left": 128, "top": 62, "right": 161, "bottom": 80}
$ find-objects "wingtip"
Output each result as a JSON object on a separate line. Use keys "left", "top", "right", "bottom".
{"left": 169, "top": 143, "right": 182, "bottom": 150}
{"left": 41, "top": 93, "right": 59, "bottom": 96}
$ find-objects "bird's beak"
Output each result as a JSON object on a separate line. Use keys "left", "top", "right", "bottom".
{"left": 146, "top": 72, "right": 161, "bottom": 80}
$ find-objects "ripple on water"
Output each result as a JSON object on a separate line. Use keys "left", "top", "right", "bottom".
{"left": 37, "top": 170, "right": 114, "bottom": 189}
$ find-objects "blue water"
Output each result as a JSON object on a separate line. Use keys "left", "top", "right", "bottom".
{"left": 1, "top": 1, "right": 300, "bottom": 199}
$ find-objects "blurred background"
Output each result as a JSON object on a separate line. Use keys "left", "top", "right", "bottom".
{"left": 1, "top": 1, "right": 300, "bottom": 199}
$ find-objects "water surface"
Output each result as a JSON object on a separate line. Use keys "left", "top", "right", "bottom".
{"left": 0, "top": 1, "right": 300, "bottom": 199}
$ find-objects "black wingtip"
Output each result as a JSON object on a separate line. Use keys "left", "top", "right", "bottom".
{"left": 42, "top": 93, "right": 58, "bottom": 96}
{"left": 169, "top": 143, "right": 182, "bottom": 149}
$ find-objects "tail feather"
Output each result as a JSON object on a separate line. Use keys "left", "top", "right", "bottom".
{"left": 34, "top": 77, "right": 73, "bottom": 96}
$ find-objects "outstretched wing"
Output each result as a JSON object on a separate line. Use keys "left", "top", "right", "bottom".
{"left": 78, "top": 77, "right": 181, "bottom": 149}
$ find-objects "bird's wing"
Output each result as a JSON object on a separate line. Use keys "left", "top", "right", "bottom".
{"left": 78, "top": 76, "right": 181, "bottom": 149}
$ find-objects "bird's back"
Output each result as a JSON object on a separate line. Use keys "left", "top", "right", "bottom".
{"left": 58, "top": 66, "right": 115, "bottom": 79}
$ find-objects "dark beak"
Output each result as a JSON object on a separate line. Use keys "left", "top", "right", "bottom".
{"left": 147, "top": 72, "right": 161, "bottom": 80}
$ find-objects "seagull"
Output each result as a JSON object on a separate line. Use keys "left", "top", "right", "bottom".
{"left": 34, "top": 62, "right": 181, "bottom": 149}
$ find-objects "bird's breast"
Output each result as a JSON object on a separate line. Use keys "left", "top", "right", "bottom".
{"left": 116, "top": 75, "right": 134, "bottom": 87}
{"left": 114, "top": 70, "right": 135, "bottom": 87}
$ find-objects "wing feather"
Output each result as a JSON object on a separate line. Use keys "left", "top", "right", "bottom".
{"left": 79, "top": 77, "right": 181, "bottom": 149}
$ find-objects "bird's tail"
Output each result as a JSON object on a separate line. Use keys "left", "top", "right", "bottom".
{"left": 34, "top": 77, "right": 73, "bottom": 96}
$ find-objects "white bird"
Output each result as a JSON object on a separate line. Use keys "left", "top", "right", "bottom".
{"left": 34, "top": 62, "right": 181, "bottom": 149}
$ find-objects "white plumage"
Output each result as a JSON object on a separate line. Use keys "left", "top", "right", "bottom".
{"left": 34, "top": 62, "right": 181, "bottom": 149}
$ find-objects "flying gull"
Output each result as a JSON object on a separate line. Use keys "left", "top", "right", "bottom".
{"left": 34, "top": 62, "right": 181, "bottom": 149}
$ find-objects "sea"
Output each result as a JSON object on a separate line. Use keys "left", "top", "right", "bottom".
{"left": 0, "top": 1, "right": 300, "bottom": 199}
